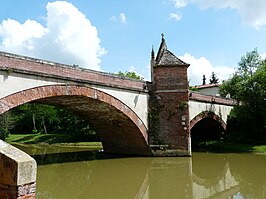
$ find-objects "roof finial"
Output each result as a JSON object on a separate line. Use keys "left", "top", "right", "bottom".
{"left": 161, "top": 33, "right": 165, "bottom": 41}
{"left": 151, "top": 45, "right": 155, "bottom": 59}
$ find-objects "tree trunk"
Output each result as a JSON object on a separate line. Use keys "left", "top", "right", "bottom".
{"left": 32, "top": 113, "right": 37, "bottom": 131}
{"left": 42, "top": 117, "right": 47, "bottom": 135}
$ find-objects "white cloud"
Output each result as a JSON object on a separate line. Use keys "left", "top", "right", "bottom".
{"left": 171, "top": 0, "right": 266, "bottom": 29}
{"left": 120, "top": 13, "right": 127, "bottom": 24}
{"left": 0, "top": 19, "right": 46, "bottom": 51}
{"left": 172, "top": 0, "right": 188, "bottom": 9}
{"left": 179, "top": 53, "right": 235, "bottom": 85}
{"left": 0, "top": 1, "right": 105, "bottom": 70}
{"left": 110, "top": 12, "right": 127, "bottom": 24}
{"left": 169, "top": 13, "right": 182, "bottom": 21}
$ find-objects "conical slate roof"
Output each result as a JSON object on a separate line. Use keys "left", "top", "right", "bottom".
{"left": 155, "top": 34, "right": 189, "bottom": 67}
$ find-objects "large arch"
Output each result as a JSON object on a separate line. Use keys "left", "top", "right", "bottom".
{"left": 0, "top": 84, "right": 152, "bottom": 156}
{"left": 190, "top": 111, "right": 226, "bottom": 145}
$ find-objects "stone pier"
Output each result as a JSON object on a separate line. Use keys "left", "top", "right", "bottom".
{"left": 0, "top": 140, "right": 37, "bottom": 199}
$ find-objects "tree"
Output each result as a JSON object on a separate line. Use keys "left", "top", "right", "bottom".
{"left": 238, "top": 48, "right": 262, "bottom": 76}
{"left": 0, "top": 112, "right": 17, "bottom": 140}
{"left": 209, "top": 72, "right": 219, "bottom": 84}
{"left": 7, "top": 103, "right": 99, "bottom": 142}
{"left": 11, "top": 103, "right": 59, "bottom": 134}
{"left": 219, "top": 49, "right": 266, "bottom": 143}
{"left": 117, "top": 71, "right": 144, "bottom": 80}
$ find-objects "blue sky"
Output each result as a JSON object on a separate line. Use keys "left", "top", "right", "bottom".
{"left": 1, "top": 0, "right": 266, "bottom": 85}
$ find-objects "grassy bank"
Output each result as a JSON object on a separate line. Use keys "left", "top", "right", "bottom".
{"left": 6, "top": 134, "right": 266, "bottom": 154}
{"left": 6, "top": 134, "right": 102, "bottom": 148}
{"left": 194, "top": 141, "right": 266, "bottom": 154}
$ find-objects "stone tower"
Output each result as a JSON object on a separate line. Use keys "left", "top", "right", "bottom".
{"left": 149, "top": 34, "right": 191, "bottom": 156}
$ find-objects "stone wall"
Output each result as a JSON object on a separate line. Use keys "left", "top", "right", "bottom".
{"left": 0, "top": 140, "right": 37, "bottom": 199}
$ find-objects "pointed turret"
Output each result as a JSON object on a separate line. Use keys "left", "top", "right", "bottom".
{"left": 150, "top": 45, "right": 155, "bottom": 82}
{"left": 155, "top": 33, "right": 189, "bottom": 67}
{"left": 149, "top": 34, "right": 191, "bottom": 156}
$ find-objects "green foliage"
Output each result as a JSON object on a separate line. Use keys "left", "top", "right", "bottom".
{"left": 148, "top": 101, "right": 164, "bottom": 145}
{"left": 220, "top": 49, "right": 266, "bottom": 144}
{"left": 117, "top": 71, "right": 144, "bottom": 80}
{"left": 0, "top": 112, "right": 17, "bottom": 140}
{"left": 54, "top": 108, "right": 99, "bottom": 142}
{"left": 209, "top": 72, "right": 219, "bottom": 84}
{"left": 195, "top": 141, "right": 266, "bottom": 153}
{"left": 238, "top": 48, "right": 262, "bottom": 76}
{"left": 4, "top": 103, "right": 99, "bottom": 142}
{"left": 189, "top": 86, "right": 199, "bottom": 92}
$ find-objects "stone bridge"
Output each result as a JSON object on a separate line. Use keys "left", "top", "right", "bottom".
{"left": 0, "top": 36, "right": 235, "bottom": 157}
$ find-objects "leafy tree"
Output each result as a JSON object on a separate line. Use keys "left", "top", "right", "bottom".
{"left": 238, "top": 48, "right": 262, "bottom": 76}
{"left": 7, "top": 103, "right": 99, "bottom": 142}
{"left": 189, "top": 86, "right": 199, "bottom": 92}
{"left": 11, "top": 103, "right": 59, "bottom": 134}
{"left": 0, "top": 112, "right": 17, "bottom": 140}
{"left": 219, "top": 49, "right": 266, "bottom": 143}
{"left": 209, "top": 72, "right": 219, "bottom": 84}
{"left": 117, "top": 71, "right": 144, "bottom": 80}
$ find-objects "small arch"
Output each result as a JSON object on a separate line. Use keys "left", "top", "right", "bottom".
{"left": 190, "top": 111, "right": 226, "bottom": 131}
{"left": 190, "top": 111, "right": 226, "bottom": 147}
{"left": 0, "top": 84, "right": 151, "bottom": 156}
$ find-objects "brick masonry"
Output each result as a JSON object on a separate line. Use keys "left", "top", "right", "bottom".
{"left": 190, "top": 111, "right": 226, "bottom": 131}
{"left": 150, "top": 64, "right": 190, "bottom": 156}
{"left": 0, "top": 51, "right": 146, "bottom": 92}
{"left": 0, "top": 182, "right": 36, "bottom": 199}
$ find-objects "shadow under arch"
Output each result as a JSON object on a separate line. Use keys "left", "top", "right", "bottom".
{"left": 190, "top": 111, "right": 226, "bottom": 146}
{"left": 0, "top": 84, "right": 151, "bottom": 156}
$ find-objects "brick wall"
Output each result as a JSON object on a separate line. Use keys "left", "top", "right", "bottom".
{"left": 150, "top": 65, "right": 190, "bottom": 156}
{"left": 0, "top": 182, "right": 36, "bottom": 199}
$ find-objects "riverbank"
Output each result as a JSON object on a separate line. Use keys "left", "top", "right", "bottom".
{"left": 194, "top": 141, "right": 266, "bottom": 154}
{"left": 6, "top": 134, "right": 266, "bottom": 154}
{"left": 6, "top": 134, "right": 102, "bottom": 149}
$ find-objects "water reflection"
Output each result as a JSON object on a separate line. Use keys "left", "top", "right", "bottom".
{"left": 13, "top": 144, "right": 266, "bottom": 199}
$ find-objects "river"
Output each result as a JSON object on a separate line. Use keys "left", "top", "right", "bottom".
{"left": 12, "top": 143, "right": 266, "bottom": 199}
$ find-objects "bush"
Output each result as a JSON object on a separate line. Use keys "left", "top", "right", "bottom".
{"left": 0, "top": 127, "right": 9, "bottom": 141}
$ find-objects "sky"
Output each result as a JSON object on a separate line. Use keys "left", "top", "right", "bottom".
{"left": 1, "top": 0, "right": 266, "bottom": 85}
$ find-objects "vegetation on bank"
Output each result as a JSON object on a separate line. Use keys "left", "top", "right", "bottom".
{"left": 194, "top": 141, "right": 266, "bottom": 154}
{"left": 219, "top": 48, "right": 266, "bottom": 145}
{"left": 0, "top": 103, "right": 100, "bottom": 142}
{"left": 6, "top": 134, "right": 102, "bottom": 148}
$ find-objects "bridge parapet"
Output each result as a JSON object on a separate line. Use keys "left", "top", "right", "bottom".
{"left": 0, "top": 51, "right": 147, "bottom": 92}
{"left": 189, "top": 91, "right": 235, "bottom": 106}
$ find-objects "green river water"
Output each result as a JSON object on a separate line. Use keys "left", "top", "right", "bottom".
{"left": 12, "top": 143, "right": 266, "bottom": 199}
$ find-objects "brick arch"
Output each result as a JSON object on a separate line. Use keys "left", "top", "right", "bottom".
{"left": 190, "top": 111, "right": 226, "bottom": 131}
{"left": 0, "top": 84, "right": 151, "bottom": 156}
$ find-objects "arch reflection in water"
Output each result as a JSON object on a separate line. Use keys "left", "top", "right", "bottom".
{"left": 15, "top": 145, "right": 266, "bottom": 198}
